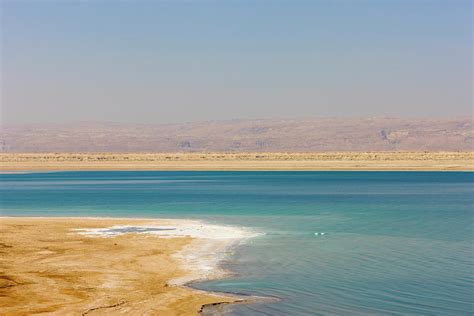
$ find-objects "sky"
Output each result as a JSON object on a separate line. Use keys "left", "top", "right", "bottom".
{"left": 1, "top": 0, "right": 472, "bottom": 124}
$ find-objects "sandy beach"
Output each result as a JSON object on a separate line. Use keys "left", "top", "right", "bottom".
{"left": 1, "top": 152, "right": 473, "bottom": 171}
{"left": 0, "top": 217, "right": 259, "bottom": 315}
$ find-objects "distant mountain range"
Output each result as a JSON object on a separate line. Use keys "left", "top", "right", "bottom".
{"left": 1, "top": 117, "right": 472, "bottom": 152}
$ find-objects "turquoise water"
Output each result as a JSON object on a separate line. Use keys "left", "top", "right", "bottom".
{"left": 1, "top": 171, "right": 473, "bottom": 315}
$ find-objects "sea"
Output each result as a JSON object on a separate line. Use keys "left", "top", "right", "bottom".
{"left": 1, "top": 171, "right": 473, "bottom": 315}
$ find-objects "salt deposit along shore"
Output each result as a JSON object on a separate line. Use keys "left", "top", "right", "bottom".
{"left": 0, "top": 217, "right": 263, "bottom": 315}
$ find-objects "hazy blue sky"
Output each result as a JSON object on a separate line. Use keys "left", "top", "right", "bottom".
{"left": 1, "top": 0, "right": 472, "bottom": 124}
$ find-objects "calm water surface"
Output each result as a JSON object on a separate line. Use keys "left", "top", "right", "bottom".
{"left": 1, "top": 171, "right": 473, "bottom": 315}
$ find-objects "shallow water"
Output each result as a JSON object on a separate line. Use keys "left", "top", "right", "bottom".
{"left": 1, "top": 171, "right": 473, "bottom": 315}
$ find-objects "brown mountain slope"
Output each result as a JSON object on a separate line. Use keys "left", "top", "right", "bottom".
{"left": 1, "top": 117, "right": 472, "bottom": 152}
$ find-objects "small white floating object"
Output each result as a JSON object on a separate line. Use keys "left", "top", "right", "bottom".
{"left": 314, "top": 232, "right": 326, "bottom": 236}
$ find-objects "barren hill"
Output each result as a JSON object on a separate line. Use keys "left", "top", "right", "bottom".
{"left": 1, "top": 117, "right": 472, "bottom": 152}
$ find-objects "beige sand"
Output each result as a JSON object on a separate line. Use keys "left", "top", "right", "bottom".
{"left": 1, "top": 152, "right": 473, "bottom": 171}
{"left": 0, "top": 217, "right": 238, "bottom": 315}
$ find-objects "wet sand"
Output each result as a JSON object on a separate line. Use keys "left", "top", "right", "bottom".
{"left": 0, "top": 217, "right": 244, "bottom": 315}
{"left": 1, "top": 152, "right": 473, "bottom": 171}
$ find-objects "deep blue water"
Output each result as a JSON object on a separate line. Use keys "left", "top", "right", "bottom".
{"left": 1, "top": 171, "right": 473, "bottom": 315}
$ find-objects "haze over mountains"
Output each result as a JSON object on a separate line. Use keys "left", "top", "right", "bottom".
{"left": 1, "top": 117, "right": 472, "bottom": 153}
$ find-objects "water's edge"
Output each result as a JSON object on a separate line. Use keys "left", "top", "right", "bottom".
{"left": 67, "top": 216, "right": 270, "bottom": 314}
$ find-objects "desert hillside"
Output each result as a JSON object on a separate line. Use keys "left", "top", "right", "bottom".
{"left": 1, "top": 117, "right": 472, "bottom": 152}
